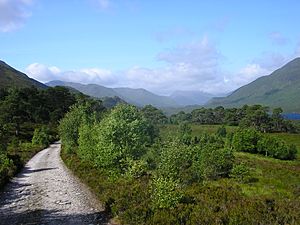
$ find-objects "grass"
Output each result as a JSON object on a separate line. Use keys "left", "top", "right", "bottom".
{"left": 160, "top": 124, "right": 300, "bottom": 200}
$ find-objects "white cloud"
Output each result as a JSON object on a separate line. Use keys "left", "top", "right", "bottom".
{"left": 269, "top": 32, "right": 288, "bottom": 46}
{"left": 25, "top": 36, "right": 300, "bottom": 96}
{"left": 230, "top": 64, "right": 269, "bottom": 86}
{"left": 25, "top": 63, "right": 117, "bottom": 86}
{"left": 0, "top": 0, "right": 34, "bottom": 32}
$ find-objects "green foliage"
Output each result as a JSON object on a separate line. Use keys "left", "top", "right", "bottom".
{"left": 141, "top": 104, "right": 168, "bottom": 125}
{"left": 178, "top": 122, "right": 192, "bottom": 145}
{"left": 59, "top": 99, "right": 104, "bottom": 154}
{"left": 79, "top": 104, "right": 157, "bottom": 176}
{"left": 169, "top": 104, "right": 297, "bottom": 134}
{"left": 124, "top": 158, "right": 148, "bottom": 179}
{"left": 77, "top": 123, "right": 97, "bottom": 161}
{"left": 232, "top": 128, "right": 262, "bottom": 153}
{"left": 230, "top": 163, "right": 252, "bottom": 183}
{"left": 232, "top": 128, "right": 297, "bottom": 160}
{"left": 216, "top": 125, "right": 227, "bottom": 137}
{"left": 196, "top": 145, "right": 234, "bottom": 180}
{"left": 32, "top": 127, "right": 50, "bottom": 147}
{"left": 0, "top": 153, "right": 16, "bottom": 187}
{"left": 257, "top": 136, "right": 297, "bottom": 160}
{"left": 157, "top": 141, "right": 193, "bottom": 182}
{"left": 150, "top": 176, "right": 183, "bottom": 209}
{"left": 0, "top": 124, "right": 7, "bottom": 153}
{"left": 240, "top": 105, "right": 271, "bottom": 132}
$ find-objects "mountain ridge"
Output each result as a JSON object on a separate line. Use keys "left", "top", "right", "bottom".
{"left": 46, "top": 80, "right": 180, "bottom": 108}
{"left": 0, "top": 60, "right": 47, "bottom": 89}
{"left": 207, "top": 57, "right": 300, "bottom": 113}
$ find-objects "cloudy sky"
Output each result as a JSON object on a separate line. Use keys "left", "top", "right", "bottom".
{"left": 0, "top": 0, "right": 300, "bottom": 95}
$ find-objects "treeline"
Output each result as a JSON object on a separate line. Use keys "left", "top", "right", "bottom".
{"left": 0, "top": 86, "right": 78, "bottom": 187}
{"left": 60, "top": 103, "right": 298, "bottom": 224}
{"left": 144, "top": 104, "right": 298, "bottom": 133}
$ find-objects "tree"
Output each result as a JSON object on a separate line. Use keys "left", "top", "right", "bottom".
{"left": 0, "top": 123, "right": 7, "bottom": 153}
{"left": 141, "top": 105, "right": 168, "bottom": 125}
{"left": 83, "top": 104, "right": 157, "bottom": 174}
{"left": 32, "top": 127, "right": 50, "bottom": 147}
{"left": 178, "top": 122, "right": 192, "bottom": 145}
{"left": 232, "top": 128, "right": 262, "bottom": 153}
{"left": 271, "top": 108, "right": 283, "bottom": 132}
{"left": 59, "top": 99, "right": 105, "bottom": 154}
{"left": 240, "top": 105, "right": 271, "bottom": 132}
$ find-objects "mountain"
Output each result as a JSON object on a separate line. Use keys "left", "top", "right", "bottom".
{"left": 208, "top": 58, "right": 300, "bottom": 113}
{"left": 46, "top": 81, "right": 179, "bottom": 108}
{"left": 0, "top": 60, "right": 47, "bottom": 89}
{"left": 170, "top": 90, "right": 215, "bottom": 106}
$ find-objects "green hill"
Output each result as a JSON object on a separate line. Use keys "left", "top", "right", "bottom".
{"left": 0, "top": 60, "right": 47, "bottom": 89}
{"left": 47, "top": 81, "right": 179, "bottom": 108}
{"left": 208, "top": 58, "right": 300, "bottom": 113}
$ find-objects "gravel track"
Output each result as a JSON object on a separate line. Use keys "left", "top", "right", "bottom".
{"left": 0, "top": 142, "right": 110, "bottom": 225}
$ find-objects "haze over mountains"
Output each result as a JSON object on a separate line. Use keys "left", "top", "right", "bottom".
{"left": 1, "top": 58, "right": 300, "bottom": 112}
{"left": 46, "top": 81, "right": 217, "bottom": 108}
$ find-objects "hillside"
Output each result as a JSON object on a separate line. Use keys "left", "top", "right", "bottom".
{"left": 208, "top": 58, "right": 300, "bottom": 112}
{"left": 47, "top": 81, "right": 179, "bottom": 108}
{"left": 0, "top": 60, "right": 47, "bottom": 89}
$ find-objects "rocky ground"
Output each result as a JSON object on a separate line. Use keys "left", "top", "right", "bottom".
{"left": 0, "top": 142, "right": 110, "bottom": 225}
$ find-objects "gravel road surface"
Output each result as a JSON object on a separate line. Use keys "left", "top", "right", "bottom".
{"left": 0, "top": 142, "right": 110, "bottom": 225}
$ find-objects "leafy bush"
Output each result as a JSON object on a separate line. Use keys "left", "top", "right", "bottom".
{"left": 0, "top": 124, "right": 7, "bottom": 153}
{"left": 216, "top": 125, "right": 227, "bottom": 137}
{"left": 178, "top": 122, "right": 192, "bottom": 145}
{"left": 257, "top": 136, "right": 297, "bottom": 160}
{"left": 59, "top": 104, "right": 87, "bottom": 154}
{"left": 150, "top": 176, "right": 183, "bottom": 209}
{"left": 158, "top": 141, "right": 192, "bottom": 180}
{"left": 230, "top": 163, "right": 252, "bottom": 183}
{"left": 232, "top": 128, "right": 262, "bottom": 153}
{"left": 79, "top": 104, "right": 157, "bottom": 176}
{"left": 32, "top": 127, "right": 50, "bottom": 147}
{"left": 59, "top": 100, "right": 104, "bottom": 154}
{"left": 196, "top": 145, "right": 234, "bottom": 180}
{"left": 0, "top": 153, "right": 16, "bottom": 187}
{"left": 77, "top": 123, "right": 97, "bottom": 162}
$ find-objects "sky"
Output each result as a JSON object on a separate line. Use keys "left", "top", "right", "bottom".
{"left": 0, "top": 0, "right": 300, "bottom": 95}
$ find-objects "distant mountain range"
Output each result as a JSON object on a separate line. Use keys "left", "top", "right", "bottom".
{"left": 207, "top": 57, "right": 300, "bottom": 113}
{"left": 1, "top": 58, "right": 299, "bottom": 113}
{"left": 170, "top": 90, "right": 217, "bottom": 106}
{"left": 46, "top": 80, "right": 180, "bottom": 108}
{"left": 0, "top": 60, "right": 46, "bottom": 89}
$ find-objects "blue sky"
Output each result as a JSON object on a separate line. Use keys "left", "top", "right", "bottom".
{"left": 0, "top": 0, "right": 300, "bottom": 95}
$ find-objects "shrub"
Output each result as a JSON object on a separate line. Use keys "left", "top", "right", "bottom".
{"left": 257, "top": 136, "right": 297, "bottom": 160}
{"left": 158, "top": 141, "right": 192, "bottom": 180}
{"left": 230, "top": 163, "right": 252, "bottom": 183}
{"left": 80, "top": 105, "right": 157, "bottom": 176}
{"left": 77, "top": 123, "right": 97, "bottom": 162}
{"left": 232, "top": 128, "right": 262, "bottom": 153}
{"left": 216, "top": 125, "right": 227, "bottom": 137}
{"left": 32, "top": 127, "right": 50, "bottom": 147}
{"left": 0, "top": 153, "right": 16, "bottom": 187}
{"left": 178, "top": 122, "right": 192, "bottom": 145}
{"left": 0, "top": 124, "right": 7, "bottom": 153}
{"left": 150, "top": 176, "right": 183, "bottom": 209}
{"left": 196, "top": 145, "right": 234, "bottom": 180}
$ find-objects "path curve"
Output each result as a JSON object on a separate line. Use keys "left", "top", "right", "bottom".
{"left": 0, "top": 142, "right": 110, "bottom": 225}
